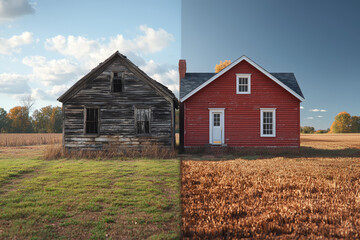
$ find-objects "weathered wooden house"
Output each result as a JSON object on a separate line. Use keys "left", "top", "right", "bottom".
{"left": 58, "top": 51, "right": 178, "bottom": 151}
{"left": 179, "top": 56, "right": 304, "bottom": 150}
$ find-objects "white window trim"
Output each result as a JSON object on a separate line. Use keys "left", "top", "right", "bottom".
{"left": 236, "top": 73, "right": 251, "bottom": 94}
{"left": 260, "top": 108, "right": 276, "bottom": 137}
{"left": 208, "top": 108, "right": 225, "bottom": 145}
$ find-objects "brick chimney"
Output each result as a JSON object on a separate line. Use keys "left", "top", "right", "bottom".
{"left": 179, "top": 59, "right": 186, "bottom": 80}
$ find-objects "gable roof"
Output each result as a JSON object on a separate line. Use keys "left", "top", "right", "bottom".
{"left": 180, "top": 55, "right": 305, "bottom": 102}
{"left": 58, "top": 51, "right": 178, "bottom": 107}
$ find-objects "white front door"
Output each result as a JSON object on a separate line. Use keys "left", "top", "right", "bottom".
{"left": 209, "top": 109, "right": 224, "bottom": 145}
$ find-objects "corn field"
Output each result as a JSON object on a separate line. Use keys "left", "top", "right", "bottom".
{"left": 0, "top": 133, "right": 62, "bottom": 147}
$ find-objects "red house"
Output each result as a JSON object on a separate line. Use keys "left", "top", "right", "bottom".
{"left": 179, "top": 56, "right": 304, "bottom": 150}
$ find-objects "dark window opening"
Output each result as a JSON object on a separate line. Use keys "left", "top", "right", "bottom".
{"left": 86, "top": 108, "right": 99, "bottom": 134}
{"left": 113, "top": 72, "right": 123, "bottom": 92}
{"left": 136, "top": 108, "right": 150, "bottom": 134}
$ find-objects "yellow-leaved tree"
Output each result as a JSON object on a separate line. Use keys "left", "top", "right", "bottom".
{"left": 330, "top": 112, "right": 352, "bottom": 133}
{"left": 215, "top": 60, "right": 231, "bottom": 73}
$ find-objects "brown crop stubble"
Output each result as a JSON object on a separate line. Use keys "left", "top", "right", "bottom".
{"left": 181, "top": 134, "right": 360, "bottom": 239}
{"left": 181, "top": 158, "right": 360, "bottom": 239}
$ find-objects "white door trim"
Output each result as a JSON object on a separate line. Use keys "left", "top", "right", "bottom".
{"left": 209, "top": 108, "right": 225, "bottom": 145}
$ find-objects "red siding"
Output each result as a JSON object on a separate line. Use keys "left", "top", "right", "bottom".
{"left": 184, "top": 60, "right": 300, "bottom": 147}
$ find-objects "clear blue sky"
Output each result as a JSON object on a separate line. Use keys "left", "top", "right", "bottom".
{"left": 0, "top": 0, "right": 180, "bottom": 112}
{"left": 181, "top": 0, "right": 360, "bottom": 130}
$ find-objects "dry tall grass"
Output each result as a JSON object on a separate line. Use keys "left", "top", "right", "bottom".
{"left": 44, "top": 144, "right": 177, "bottom": 160}
{"left": 0, "top": 133, "right": 62, "bottom": 147}
{"left": 181, "top": 134, "right": 360, "bottom": 239}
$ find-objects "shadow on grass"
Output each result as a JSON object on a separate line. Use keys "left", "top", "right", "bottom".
{"left": 180, "top": 146, "right": 360, "bottom": 161}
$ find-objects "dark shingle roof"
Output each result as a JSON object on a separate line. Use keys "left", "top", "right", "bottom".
{"left": 270, "top": 73, "right": 304, "bottom": 99}
{"left": 180, "top": 73, "right": 216, "bottom": 99}
{"left": 180, "top": 72, "right": 304, "bottom": 100}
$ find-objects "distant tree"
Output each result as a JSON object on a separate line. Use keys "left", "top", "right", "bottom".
{"left": 300, "top": 126, "right": 315, "bottom": 134}
{"left": 33, "top": 106, "right": 62, "bottom": 133}
{"left": 0, "top": 108, "right": 11, "bottom": 133}
{"left": 330, "top": 112, "right": 352, "bottom": 133}
{"left": 315, "top": 129, "right": 329, "bottom": 134}
{"left": 49, "top": 106, "right": 62, "bottom": 133}
{"left": 20, "top": 95, "right": 36, "bottom": 113}
{"left": 350, "top": 116, "right": 360, "bottom": 133}
{"left": 215, "top": 60, "right": 231, "bottom": 73}
{"left": 7, "top": 106, "right": 33, "bottom": 133}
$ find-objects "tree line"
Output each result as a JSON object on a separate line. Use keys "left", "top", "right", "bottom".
{"left": 0, "top": 105, "right": 62, "bottom": 133}
{"left": 0, "top": 105, "right": 358, "bottom": 134}
{"left": 301, "top": 112, "right": 360, "bottom": 134}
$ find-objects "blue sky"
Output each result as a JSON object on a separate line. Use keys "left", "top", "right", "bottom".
{"left": 181, "top": 0, "right": 360, "bottom": 130}
{"left": 0, "top": 0, "right": 180, "bottom": 112}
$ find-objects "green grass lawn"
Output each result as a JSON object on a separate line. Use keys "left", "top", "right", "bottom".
{"left": 0, "top": 146, "right": 180, "bottom": 239}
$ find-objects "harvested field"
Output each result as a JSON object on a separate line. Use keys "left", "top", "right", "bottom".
{"left": 181, "top": 134, "right": 360, "bottom": 239}
{"left": 0, "top": 133, "right": 62, "bottom": 147}
{"left": 301, "top": 133, "right": 360, "bottom": 149}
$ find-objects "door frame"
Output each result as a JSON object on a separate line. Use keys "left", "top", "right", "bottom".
{"left": 209, "top": 108, "right": 225, "bottom": 145}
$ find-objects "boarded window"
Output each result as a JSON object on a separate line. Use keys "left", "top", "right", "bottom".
{"left": 136, "top": 108, "right": 150, "bottom": 134}
{"left": 113, "top": 72, "right": 123, "bottom": 92}
{"left": 85, "top": 107, "right": 99, "bottom": 134}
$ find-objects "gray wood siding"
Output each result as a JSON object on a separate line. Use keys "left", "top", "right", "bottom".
{"left": 63, "top": 58, "right": 174, "bottom": 150}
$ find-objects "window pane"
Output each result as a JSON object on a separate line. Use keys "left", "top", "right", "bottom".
{"left": 213, "top": 113, "right": 220, "bottom": 126}
{"left": 113, "top": 72, "right": 122, "bottom": 92}
{"left": 262, "top": 111, "right": 274, "bottom": 136}
{"left": 86, "top": 108, "right": 98, "bottom": 134}
{"left": 136, "top": 108, "right": 150, "bottom": 134}
{"left": 238, "top": 77, "right": 249, "bottom": 92}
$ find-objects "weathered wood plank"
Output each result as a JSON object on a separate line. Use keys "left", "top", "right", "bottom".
{"left": 63, "top": 58, "right": 175, "bottom": 150}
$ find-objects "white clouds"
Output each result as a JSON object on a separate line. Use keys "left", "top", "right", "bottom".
{"left": 47, "top": 84, "right": 69, "bottom": 97}
{"left": 307, "top": 117, "right": 314, "bottom": 120}
{"left": 22, "top": 56, "right": 80, "bottom": 86}
{"left": 0, "top": 0, "right": 35, "bottom": 20}
{"left": 0, "top": 31, "right": 33, "bottom": 54}
{"left": 0, "top": 73, "right": 30, "bottom": 93}
{"left": 151, "top": 69, "right": 178, "bottom": 94}
{"left": 45, "top": 35, "right": 98, "bottom": 60}
{"left": 132, "top": 25, "right": 174, "bottom": 54}
{"left": 42, "top": 26, "right": 177, "bottom": 94}
{"left": 139, "top": 59, "right": 178, "bottom": 94}
{"left": 309, "top": 108, "right": 327, "bottom": 112}
{"left": 300, "top": 106, "right": 304, "bottom": 109}
{"left": 30, "top": 85, "right": 70, "bottom": 101}
{"left": 317, "top": 115, "right": 323, "bottom": 118}
{"left": 44, "top": 25, "right": 174, "bottom": 69}
{"left": 0, "top": 25, "right": 177, "bottom": 106}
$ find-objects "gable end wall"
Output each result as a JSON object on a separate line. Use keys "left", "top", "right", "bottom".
{"left": 63, "top": 58, "right": 174, "bottom": 150}
{"left": 184, "top": 61, "right": 300, "bottom": 148}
